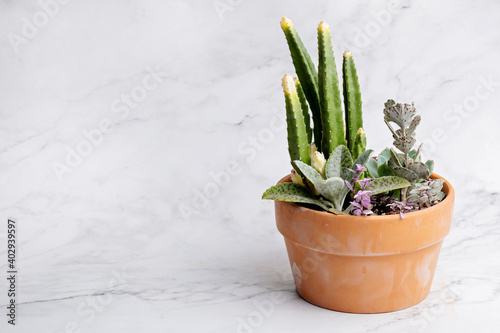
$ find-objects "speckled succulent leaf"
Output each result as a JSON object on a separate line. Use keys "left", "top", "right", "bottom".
{"left": 294, "top": 78, "right": 313, "bottom": 143}
{"left": 367, "top": 158, "right": 379, "bottom": 178}
{"left": 407, "top": 115, "right": 421, "bottom": 136}
{"left": 389, "top": 148, "right": 404, "bottom": 168}
{"left": 383, "top": 99, "right": 416, "bottom": 129}
{"left": 342, "top": 51, "right": 363, "bottom": 152}
{"left": 353, "top": 148, "right": 373, "bottom": 168}
{"left": 352, "top": 128, "right": 367, "bottom": 160}
{"left": 384, "top": 120, "right": 398, "bottom": 140}
{"left": 394, "top": 134, "right": 417, "bottom": 154}
{"left": 262, "top": 182, "right": 332, "bottom": 211}
{"left": 377, "top": 162, "right": 394, "bottom": 177}
{"left": 293, "top": 160, "right": 324, "bottom": 184}
{"left": 392, "top": 166, "right": 419, "bottom": 183}
{"left": 318, "top": 21, "right": 345, "bottom": 157}
{"left": 313, "top": 177, "right": 346, "bottom": 210}
{"left": 425, "top": 160, "right": 434, "bottom": 174}
{"left": 365, "top": 176, "right": 411, "bottom": 196}
{"left": 325, "top": 145, "right": 353, "bottom": 179}
{"left": 283, "top": 74, "right": 311, "bottom": 164}
{"left": 281, "top": 17, "right": 322, "bottom": 147}
{"left": 408, "top": 161, "right": 430, "bottom": 180}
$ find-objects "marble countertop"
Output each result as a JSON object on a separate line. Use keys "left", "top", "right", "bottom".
{"left": 1, "top": 0, "right": 499, "bottom": 332}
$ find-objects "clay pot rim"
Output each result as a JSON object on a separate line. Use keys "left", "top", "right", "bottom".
{"left": 277, "top": 173, "right": 454, "bottom": 222}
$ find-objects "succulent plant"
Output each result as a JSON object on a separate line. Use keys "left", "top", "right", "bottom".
{"left": 265, "top": 19, "right": 445, "bottom": 217}
{"left": 280, "top": 17, "right": 366, "bottom": 162}
{"left": 382, "top": 99, "right": 436, "bottom": 201}
{"left": 407, "top": 179, "right": 446, "bottom": 209}
{"left": 262, "top": 146, "right": 410, "bottom": 214}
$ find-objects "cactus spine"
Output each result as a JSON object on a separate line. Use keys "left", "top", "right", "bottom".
{"left": 294, "top": 78, "right": 312, "bottom": 143}
{"left": 342, "top": 51, "right": 363, "bottom": 153}
{"left": 282, "top": 74, "right": 310, "bottom": 164}
{"left": 281, "top": 17, "right": 321, "bottom": 147}
{"left": 317, "top": 21, "right": 345, "bottom": 159}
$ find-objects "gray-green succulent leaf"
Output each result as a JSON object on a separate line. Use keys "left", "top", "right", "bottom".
{"left": 365, "top": 176, "right": 411, "bottom": 196}
{"left": 325, "top": 145, "right": 352, "bottom": 179}
{"left": 313, "top": 177, "right": 347, "bottom": 211}
{"left": 292, "top": 160, "right": 324, "bottom": 183}
{"left": 262, "top": 182, "right": 334, "bottom": 211}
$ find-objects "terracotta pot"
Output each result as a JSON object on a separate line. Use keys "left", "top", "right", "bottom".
{"left": 275, "top": 173, "right": 455, "bottom": 313}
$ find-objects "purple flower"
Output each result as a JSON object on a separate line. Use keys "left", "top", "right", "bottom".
{"left": 357, "top": 178, "right": 373, "bottom": 189}
{"left": 355, "top": 164, "right": 367, "bottom": 173}
{"left": 387, "top": 200, "right": 417, "bottom": 219}
{"left": 351, "top": 202, "right": 373, "bottom": 216}
{"left": 345, "top": 180, "right": 354, "bottom": 192}
{"left": 354, "top": 190, "right": 372, "bottom": 207}
{"left": 350, "top": 190, "right": 373, "bottom": 216}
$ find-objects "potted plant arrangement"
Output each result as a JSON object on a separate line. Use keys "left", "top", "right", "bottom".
{"left": 262, "top": 17, "right": 455, "bottom": 313}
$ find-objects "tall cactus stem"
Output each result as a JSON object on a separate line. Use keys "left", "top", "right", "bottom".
{"left": 281, "top": 17, "right": 322, "bottom": 147}
{"left": 352, "top": 128, "right": 367, "bottom": 160}
{"left": 343, "top": 51, "right": 363, "bottom": 153}
{"left": 317, "top": 20, "right": 345, "bottom": 159}
{"left": 282, "top": 74, "right": 311, "bottom": 165}
{"left": 294, "top": 77, "right": 312, "bottom": 143}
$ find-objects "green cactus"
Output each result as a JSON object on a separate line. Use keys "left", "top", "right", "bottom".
{"left": 343, "top": 51, "right": 363, "bottom": 153}
{"left": 318, "top": 21, "right": 346, "bottom": 158}
{"left": 352, "top": 128, "right": 366, "bottom": 160}
{"left": 279, "top": 18, "right": 366, "bottom": 163}
{"left": 282, "top": 74, "right": 310, "bottom": 164}
{"left": 294, "top": 78, "right": 313, "bottom": 143}
{"left": 281, "top": 17, "right": 321, "bottom": 147}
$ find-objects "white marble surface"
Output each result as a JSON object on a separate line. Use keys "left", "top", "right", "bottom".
{"left": 0, "top": 0, "right": 499, "bottom": 332}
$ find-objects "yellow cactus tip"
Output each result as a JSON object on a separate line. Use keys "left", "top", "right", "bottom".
{"left": 281, "top": 74, "right": 296, "bottom": 94}
{"left": 318, "top": 20, "right": 329, "bottom": 32}
{"left": 357, "top": 128, "right": 365, "bottom": 135}
{"left": 281, "top": 17, "right": 293, "bottom": 30}
{"left": 344, "top": 50, "right": 352, "bottom": 58}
